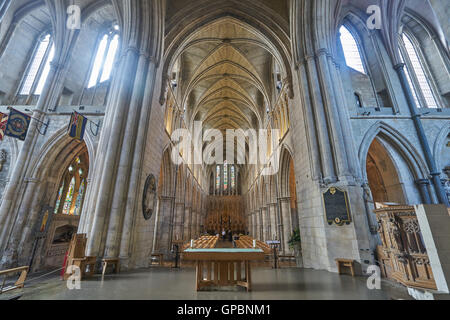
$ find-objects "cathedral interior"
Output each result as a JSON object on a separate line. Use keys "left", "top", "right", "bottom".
{"left": 0, "top": 0, "right": 449, "bottom": 301}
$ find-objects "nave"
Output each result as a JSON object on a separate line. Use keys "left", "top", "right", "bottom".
{"left": 11, "top": 267, "right": 412, "bottom": 300}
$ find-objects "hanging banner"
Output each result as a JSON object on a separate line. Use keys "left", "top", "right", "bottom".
{"left": 0, "top": 112, "right": 8, "bottom": 141}
{"left": 67, "top": 111, "right": 87, "bottom": 140}
{"left": 5, "top": 108, "right": 31, "bottom": 141}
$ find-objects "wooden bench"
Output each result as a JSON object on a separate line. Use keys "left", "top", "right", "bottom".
{"left": 150, "top": 253, "right": 164, "bottom": 266}
{"left": 102, "top": 258, "right": 120, "bottom": 276}
{"left": 335, "top": 258, "right": 355, "bottom": 276}
{"left": 0, "top": 266, "right": 29, "bottom": 294}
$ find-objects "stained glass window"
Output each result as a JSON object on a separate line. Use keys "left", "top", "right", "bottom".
{"left": 54, "top": 182, "right": 64, "bottom": 214}
{"left": 54, "top": 152, "right": 89, "bottom": 215}
{"left": 73, "top": 180, "right": 85, "bottom": 216}
{"left": 339, "top": 26, "right": 366, "bottom": 74}
{"left": 216, "top": 165, "right": 220, "bottom": 190}
{"left": 231, "top": 165, "right": 235, "bottom": 189}
{"left": 401, "top": 33, "right": 438, "bottom": 108}
{"left": 63, "top": 177, "right": 75, "bottom": 215}
{"left": 20, "top": 34, "right": 55, "bottom": 95}
{"left": 223, "top": 161, "right": 228, "bottom": 191}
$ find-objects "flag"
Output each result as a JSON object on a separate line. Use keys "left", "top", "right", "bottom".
{"left": 0, "top": 112, "right": 8, "bottom": 141}
{"left": 5, "top": 108, "right": 31, "bottom": 141}
{"left": 68, "top": 111, "right": 87, "bottom": 140}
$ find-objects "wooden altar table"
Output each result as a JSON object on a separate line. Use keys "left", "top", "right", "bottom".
{"left": 182, "top": 248, "right": 265, "bottom": 291}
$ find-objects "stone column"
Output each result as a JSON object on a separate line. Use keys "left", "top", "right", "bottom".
{"left": 416, "top": 179, "right": 432, "bottom": 204}
{"left": 184, "top": 206, "right": 191, "bottom": 240}
{"left": 191, "top": 208, "right": 197, "bottom": 239}
{"left": 104, "top": 52, "right": 153, "bottom": 258}
{"left": 268, "top": 203, "right": 278, "bottom": 240}
{"left": 174, "top": 202, "right": 184, "bottom": 241}
{"left": 18, "top": 181, "right": 47, "bottom": 263}
{"left": 157, "top": 197, "right": 173, "bottom": 255}
{"left": 0, "top": 0, "right": 12, "bottom": 23}
{"left": 280, "top": 197, "right": 292, "bottom": 254}
{"left": 303, "top": 56, "right": 336, "bottom": 182}
{"left": 0, "top": 178, "right": 39, "bottom": 267}
{"left": 394, "top": 63, "right": 448, "bottom": 206}
{"left": 316, "top": 50, "right": 352, "bottom": 180}
{"left": 119, "top": 59, "right": 158, "bottom": 263}
{"left": 86, "top": 48, "right": 140, "bottom": 257}
{"left": 86, "top": 0, "right": 165, "bottom": 262}
{"left": 0, "top": 26, "right": 77, "bottom": 259}
{"left": 261, "top": 206, "right": 268, "bottom": 241}
{"left": 252, "top": 211, "right": 257, "bottom": 237}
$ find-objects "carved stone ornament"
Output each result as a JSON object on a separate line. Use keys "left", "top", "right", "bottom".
{"left": 142, "top": 174, "right": 157, "bottom": 220}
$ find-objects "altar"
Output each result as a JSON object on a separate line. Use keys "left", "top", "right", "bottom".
{"left": 182, "top": 248, "right": 265, "bottom": 291}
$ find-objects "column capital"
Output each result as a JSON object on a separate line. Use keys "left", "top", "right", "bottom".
{"left": 393, "top": 63, "right": 406, "bottom": 72}
{"left": 24, "top": 177, "right": 39, "bottom": 184}
{"left": 415, "top": 179, "right": 430, "bottom": 186}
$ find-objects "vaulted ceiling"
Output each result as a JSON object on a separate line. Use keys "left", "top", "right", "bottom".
{"left": 170, "top": 17, "right": 284, "bottom": 134}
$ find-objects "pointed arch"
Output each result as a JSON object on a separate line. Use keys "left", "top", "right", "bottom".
{"left": 434, "top": 123, "right": 450, "bottom": 174}
{"left": 28, "top": 125, "right": 95, "bottom": 181}
{"left": 359, "top": 121, "right": 429, "bottom": 183}
{"left": 278, "top": 144, "right": 295, "bottom": 198}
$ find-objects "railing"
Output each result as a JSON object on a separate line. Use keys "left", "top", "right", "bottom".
{"left": 374, "top": 205, "right": 436, "bottom": 290}
{"left": 0, "top": 266, "right": 29, "bottom": 294}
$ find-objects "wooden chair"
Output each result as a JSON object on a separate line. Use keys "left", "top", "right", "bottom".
{"left": 83, "top": 256, "right": 97, "bottom": 277}
{"left": 150, "top": 253, "right": 164, "bottom": 266}
{"left": 335, "top": 258, "right": 355, "bottom": 276}
{"left": 63, "top": 234, "right": 87, "bottom": 280}
{"left": 102, "top": 258, "right": 120, "bottom": 276}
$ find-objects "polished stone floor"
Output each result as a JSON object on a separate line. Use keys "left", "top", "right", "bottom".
{"left": 11, "top": 266, "right": 412, "bottom": 300}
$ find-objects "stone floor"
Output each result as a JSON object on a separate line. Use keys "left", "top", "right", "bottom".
{"left": 6, "top": 266, "right": 412, "bottom": 300}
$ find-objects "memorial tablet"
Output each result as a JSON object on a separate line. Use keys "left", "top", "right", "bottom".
{"left": 322, "top": 187, "right": 352, "bottom": 226}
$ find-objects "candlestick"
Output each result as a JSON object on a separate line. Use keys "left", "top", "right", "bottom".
{"left": 253, "top": 239, "right": 256, "bottom": 248}
{"left": 190, "top": 239, "right": 194, "bottom": 248}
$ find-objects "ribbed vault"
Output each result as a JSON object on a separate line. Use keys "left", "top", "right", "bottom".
{"left": 167, "top": 15, "right": 290, "bottom": 178}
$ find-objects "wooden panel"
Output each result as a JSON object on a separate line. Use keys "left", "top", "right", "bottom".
{"left": 374, "top": 205, "right": 437, "bottom": 290}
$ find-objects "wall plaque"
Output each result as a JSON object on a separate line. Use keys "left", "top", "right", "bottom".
{"left": 322, "top": 187, "right": 352, "bottom": 226}
{"left": 142, "top": 174, "right": 157, "bottom": 220}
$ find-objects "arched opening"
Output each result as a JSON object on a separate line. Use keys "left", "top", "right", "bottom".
{"left": 32, "top": 138, "right": 91, "bottom": 271}
{"left": 154, "top": 147, "right": 175, "bottom": 255}
{"left": 279, "top": 147, "right": 299, "bottom": 254}
{"left": 53, "top": 151, "right": 89, "bottom": 216}
{"left": 288, "top": 157, "right": 299, "bottom": 231}
{"left": 366, "top": 138, "right": 405, "bottom": 204}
